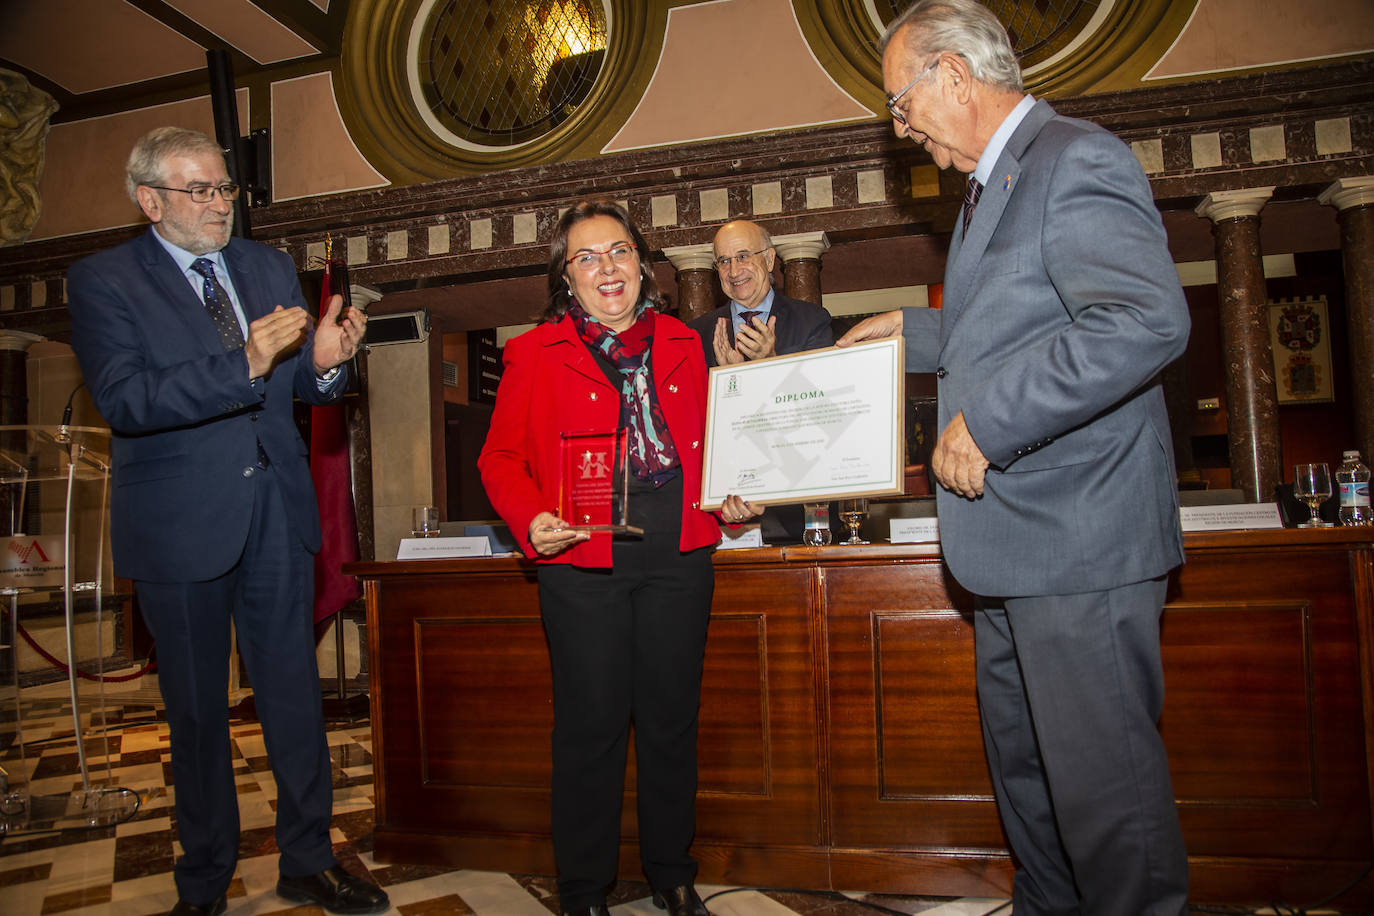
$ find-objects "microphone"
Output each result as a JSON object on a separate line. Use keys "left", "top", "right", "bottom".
{"left": 56, "top": 382, "right": 86, "bottom": 444}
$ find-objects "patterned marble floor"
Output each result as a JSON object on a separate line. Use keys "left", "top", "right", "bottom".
{"left": 0, "top": 673, "right": 1342, "bottom": 916}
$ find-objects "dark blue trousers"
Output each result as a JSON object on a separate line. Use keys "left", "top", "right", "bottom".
{"left": 135, "top": 467, "right": 335, "bottom": 904}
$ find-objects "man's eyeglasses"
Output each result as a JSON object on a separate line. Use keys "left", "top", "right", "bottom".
{"left": 885, "top": 58, "right": 939, "bottom": 126}
{"left": 714, "top": 248, "right": 770, "bottom": 271}
{"left": 147, "top": 183, "right": 241, "bottom": 203}
{"left": 566, "top": 242, "right": 637, "bottom": 270}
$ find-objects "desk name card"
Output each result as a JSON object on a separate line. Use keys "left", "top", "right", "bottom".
{"left": 1179, "top": 503, "right": 1284, "bottom": 532}
{"left": 890, "top": 517, "right": 940, "bottom": 543}
{"left": 397, "top": 536, "right": 494, "bottom": 559}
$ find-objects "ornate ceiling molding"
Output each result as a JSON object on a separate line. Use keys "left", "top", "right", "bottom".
{"left": 337, "top": 0, "right": 672, "bottom": 181}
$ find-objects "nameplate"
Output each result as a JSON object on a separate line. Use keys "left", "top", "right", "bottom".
{"left": 397, "top": 536, "right": 494, "bottom": 559}
{"left": 890, "top": 517, "right": 940, "bottom": 543}
{"left": 717, "top": 523, "right": 764, "bottom": 550}
{"left": 1179, "top": 503, "right": 1284, "bottom": 532}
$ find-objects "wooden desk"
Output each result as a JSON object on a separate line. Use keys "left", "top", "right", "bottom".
{"left": 350, "top": 527, "right": 1374, "bottom": 906}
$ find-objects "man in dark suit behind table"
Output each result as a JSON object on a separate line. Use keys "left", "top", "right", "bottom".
{"left": 688, "top": 219, "right": 833, "bottom": 368}
{"left": 839, "top": 2, "right": 1191, "bottom": 913}
{"left": 67, "top": 127, "right": 387, "bottom": 916}
{"left": 690, "top": 219, "right": 834, "bottom": 542}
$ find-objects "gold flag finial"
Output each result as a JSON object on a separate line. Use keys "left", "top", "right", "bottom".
{"left": 324, "top": 232, "right": 333, "bottom": 262}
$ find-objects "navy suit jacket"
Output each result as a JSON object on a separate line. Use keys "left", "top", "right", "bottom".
{"left": 68, "top": 229, "right": 344, "bottom": 583}
{"left": 902, "top": 100, "right": 1189, "bottom": 597}
{"left": 689, "top": 292, "right": 833, "bottom": 367}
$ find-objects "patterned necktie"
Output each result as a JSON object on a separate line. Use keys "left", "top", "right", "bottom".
{"left": 190, "top": 258, "right": 245, "bottom": 350}
{"left": 961, "top": 177, "right": 984, "bottom": 239}
{"left": 738, "top": 310, "right": 762, "bottom": 326}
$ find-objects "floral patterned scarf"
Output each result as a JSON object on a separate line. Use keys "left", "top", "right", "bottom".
{"left": 568, "top": 303, "right": 680, "bottom": 485}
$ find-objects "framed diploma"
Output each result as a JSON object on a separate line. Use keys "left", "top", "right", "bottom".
{"left": 558, "top": 429, "right": 644, "bottom": 534}
{"left": 700, "top": 337, "right": 905, "bottom": 511}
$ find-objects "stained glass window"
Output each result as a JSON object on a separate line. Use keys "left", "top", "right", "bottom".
{"left": 419, "top": 0, "right": 608, "bottom": 147}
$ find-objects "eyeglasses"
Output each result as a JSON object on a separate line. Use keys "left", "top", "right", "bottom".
{"left": 885, "top": 58, "right": 939, "bottom": 126}
{"left": 566, "top": 242, "right": 637, "bottom": 270}
{"left": 714, "top": 247, "right": 770, "bottom": 271}
{"left": 147, "top": 183, "right": 241, "bottom": 203}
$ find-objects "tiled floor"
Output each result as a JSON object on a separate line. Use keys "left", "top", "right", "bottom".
{"left": 0, "top": 673, "right": 1338, "bottom": 916}
{"left": 0, "top": 672, "right": 1011, "bottom": 916}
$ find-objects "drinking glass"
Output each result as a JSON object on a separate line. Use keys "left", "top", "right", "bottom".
{"left": 1293, "top": 463, "right": 1333, "bottom": 528}
{"left": 411, "top": 505, "right": 440, "bottom": 538}
{"left": 839, "top": 498, "right": 869, "bottom": 545}
{"left": 802, "top": 503, "right": 831, "bottom": 546}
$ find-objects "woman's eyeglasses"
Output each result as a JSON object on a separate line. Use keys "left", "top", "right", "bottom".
{"left": 566, "top": 243, "right": 637, "bottom": 270}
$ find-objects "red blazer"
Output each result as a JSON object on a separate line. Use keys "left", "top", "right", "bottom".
{"left": 477, "top": 312, "right": 721, "bottom": 567}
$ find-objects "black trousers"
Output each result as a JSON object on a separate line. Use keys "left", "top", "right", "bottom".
{"left": 537, "top": 533, "right": 714, "bottom": 910}
{"left": 135, "top": 468, "right": 335, "bottom": 904}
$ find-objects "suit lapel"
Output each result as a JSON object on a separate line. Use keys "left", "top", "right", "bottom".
{"left": 223, "top": 239, "right": 270, "bottom": 324}
{"left": 941, "top": 100, "right": 1055, "bottom": 330}
{"left": 545, "top": 317, "right": 615, "bottom": 390}
{"left": 652, "top": 321, "right": 692, "bottom": 385}
{"left": 136, "top": 230, "right": 229, "bottom": 356}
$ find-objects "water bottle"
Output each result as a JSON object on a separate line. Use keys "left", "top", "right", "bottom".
{"left": 1336, "top": 450, "right": 1372, "bottom": 526}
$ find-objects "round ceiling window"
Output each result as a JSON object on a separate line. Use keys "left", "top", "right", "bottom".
{"left": 416, "top": 0, "right": 609, "bottom": 149}
{"left": 874, "top": 0, "right": 1101, "bottom": 70}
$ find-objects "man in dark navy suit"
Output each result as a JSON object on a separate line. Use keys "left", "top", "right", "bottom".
{"left": 688, "top": 219, "right": 833, "bottom": 368}
{"left": 690, "top": 220, "right": 835, "bottom": 542}
{"left": 67, "top": 127, "right": 387, "bottom": 916}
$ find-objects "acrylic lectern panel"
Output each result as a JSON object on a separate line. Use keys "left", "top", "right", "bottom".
{"left": 0, "top": 425, "right": 137, "bottom": 834}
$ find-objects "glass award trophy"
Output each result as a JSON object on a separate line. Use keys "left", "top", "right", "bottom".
{"left": 558, "top": 429, "right": 643, "bottom": 534}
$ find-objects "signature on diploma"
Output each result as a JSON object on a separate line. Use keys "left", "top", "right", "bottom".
{"left": 735, "top": 469, "right": 759, "bottom": 487}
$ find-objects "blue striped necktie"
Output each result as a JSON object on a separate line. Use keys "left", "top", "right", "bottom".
{"left": 190, "top": 258, "right": 245, "bottom": 350}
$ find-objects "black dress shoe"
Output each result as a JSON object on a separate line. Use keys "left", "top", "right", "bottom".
{"left": 276, "top": 865, "right": 389, "bottom": 915}
{"left": 168, "top": 897, "right": 226, "bottom": 916}
{"left": 561, "top": 906, "right": 611, "bottom": 916}
{"left": 652, "top": 885, "right": 709, "bottom": 916}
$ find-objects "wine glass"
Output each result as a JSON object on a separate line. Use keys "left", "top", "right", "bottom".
{"left": 839, "top": 498, "right": 869, "bottom": 545}
{"left": 1293, "top": 463, "right": 1333, "bottom": 528}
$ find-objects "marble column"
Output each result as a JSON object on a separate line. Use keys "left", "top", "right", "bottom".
{"left": 773, "top": 231, "right": 831, "bottom": 307}
{"left": 1318, "top": 176, "right": 1374, "bottom": 466}
{"left": 1196, "top": 187, "right": 1279, "bottom": 502}
{"left": 662, "top": 243, "right": 717, "bottom": 322}
{"left": 349, "top": 284, "right": 382, "bottom": 561}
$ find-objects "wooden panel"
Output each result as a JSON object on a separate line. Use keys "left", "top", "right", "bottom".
{"left": 373, "top": 569, "right": 552, "bottom": 840}
{"left": 692, "top": 565, "right": 824, "bottom": 846}
{"left": 415, "top": 617, "right": 552, "bottom": 788}
{"left": 1164, "top": 547, "right": 1371, "bottom": 864}
{"left": 825, "top": 560, "right": 1005, "bottom": 852}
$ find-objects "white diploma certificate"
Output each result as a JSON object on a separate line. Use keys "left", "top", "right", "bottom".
{"left": 700, "top": 337, "right": 905, "bottom": 510}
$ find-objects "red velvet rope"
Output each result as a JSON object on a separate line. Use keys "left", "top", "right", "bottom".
{"left": 14, "top": 622, "right": 156, "bottom": 682}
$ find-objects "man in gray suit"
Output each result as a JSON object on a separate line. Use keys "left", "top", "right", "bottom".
{"left": 839, "top": 2, "right": 1190, "bottom": 913}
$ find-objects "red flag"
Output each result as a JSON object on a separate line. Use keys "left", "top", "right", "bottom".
{"left": 311, "top": 258, "right": 361, "bottom": 626}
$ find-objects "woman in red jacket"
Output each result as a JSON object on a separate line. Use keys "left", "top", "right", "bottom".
{"left": 478, "top": 200, "right": 759, "bottom": 916}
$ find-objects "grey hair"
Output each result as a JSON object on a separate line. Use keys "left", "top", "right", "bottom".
{"left": 125, "top": 127, "right": 225, "bottom": 204}
{"left": 881, "top": 0, "right": 1024, "bottom": 93}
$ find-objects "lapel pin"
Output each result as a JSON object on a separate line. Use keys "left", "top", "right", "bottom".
{"left": 1003, "top": 175, "right": 1012, "bottom": 191}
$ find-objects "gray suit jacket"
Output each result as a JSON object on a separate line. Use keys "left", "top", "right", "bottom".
{"left": 903, "top": 99, "right": 1189, "bottom": 597}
